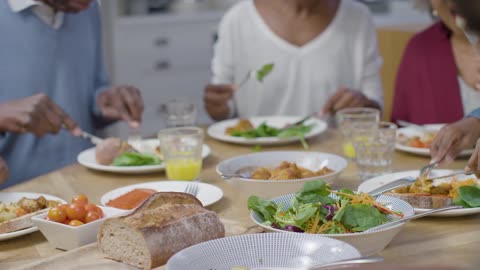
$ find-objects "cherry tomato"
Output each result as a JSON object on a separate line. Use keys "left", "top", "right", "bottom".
{"left": 409, "top": 138, "right": 424, "bottom": 148}
{"left": 15, "top": 208, "right": 28, "bottom": 217}
{"left": 68, "top": 220, "right": 84, "bottom": 227}
{"left": 85, "top": 211, "right": 101, "bottom": 223}
{"left": 62, "top": 218, "right": 71, "bottom": 225}
{"left": 66, "top": 204, "right": 87, "bottom": 221}
{"left": 48, "top": 207, "right": 67, "bottom": 223}
{"left": 71, "top": 194, "right": 88, "bottom": 206}
{"left": 84, "top": 204, "right": 103, "bottom": 218}
{"left": 57, "top": 204, "right": 69, "bottom": 212}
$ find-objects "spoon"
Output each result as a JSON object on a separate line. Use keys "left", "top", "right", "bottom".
{"left": 364, "top": 205, "right": 463, "bottom": 233}
{"left": 250, "top": 256, "right": 383, "bottom": 270}
{"left": 220, "top": 166, "right": 257, "bottom": 179}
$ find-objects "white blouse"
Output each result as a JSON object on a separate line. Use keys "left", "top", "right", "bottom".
{"left": 211, "top": 0, "right": 383, "bottom": 118}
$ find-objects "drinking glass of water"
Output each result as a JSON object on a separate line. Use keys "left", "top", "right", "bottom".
{"left": 336, "top": 108, "right": 380, "bottom": 159}
{"left": 351, "top": 122, "right": 397, "bottom": 181}
{"left": 160, "top": 99, "right": 197, "bottom": 128}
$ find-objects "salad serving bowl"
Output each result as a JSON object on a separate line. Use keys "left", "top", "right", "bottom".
{"left": 216, "top": 151, "right": 347, "bottom": 208}
{"left": 250, "top": 193, "right": 415, "bottom": 256}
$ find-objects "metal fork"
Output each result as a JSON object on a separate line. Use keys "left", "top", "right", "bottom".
{"left": 184, "top": 181, "right": 199, "bottom": 197}
{"left": 419, "top": 162, "right": 439, "bottom": 179}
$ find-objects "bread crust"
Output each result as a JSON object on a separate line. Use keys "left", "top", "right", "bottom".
{"left": 386, "top": 192, "right": 452, "bottom": 209}
{"left": 0, "top": 208, "right": 48, "bottom": 234}
{"left": 135, "top": 192, "right": 203, "bottom": 212}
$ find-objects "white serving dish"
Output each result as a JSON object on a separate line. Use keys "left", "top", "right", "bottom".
{"left": 167, "top": 233, "right": 361, "bottom": 270}
{"left": 32, "top": 206, "right": 127, "bottom": 251}
{"left": 216, "top": 151, "right": 347, "bottom": 209}
{"left": 250, "top": 193, "right": 415, "bottom": 256}
{"left": 207, "top": 116, "right": 327, "bottom": 146}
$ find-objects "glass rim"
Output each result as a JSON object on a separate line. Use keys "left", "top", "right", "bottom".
{"left": 377, "top": 121, "right": 397, "bottom": 130}
{"left": 336, "top": 107, "right": 380, "bottom": 115}
{"left": 158, "top": 126, "right": 204, "bottom": 136}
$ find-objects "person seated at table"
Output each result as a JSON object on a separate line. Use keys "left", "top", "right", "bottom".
{"left": 0, "top": 0, "right": 144, "bottom": 188}
{"left": 391, "top": 0, "right": 480, "bottom": 125}
{"left": 204, "top": 0, "right": 383, "bottom": 121}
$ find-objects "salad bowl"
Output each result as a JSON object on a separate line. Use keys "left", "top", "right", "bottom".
{"left": 217, "top": 151, "right": 347, "bottom": 210}
{"left": 250, "top": 191, "right": 415, "bottom": 256}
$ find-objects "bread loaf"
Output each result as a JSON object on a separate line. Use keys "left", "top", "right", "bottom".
{"left": 386, "top": 192, "right": 452, "bottom": 209}
{"left": 98, "top": 192, "right": 225, "bottom": 269}
{"left": 0, "top": 208, "right": 48, "bottom": 233}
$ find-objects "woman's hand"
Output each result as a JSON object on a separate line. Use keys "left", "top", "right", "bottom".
{"left": 430, "top": 117, "right": 480, "bottom": 163}
{"left": 204, "top": 84, "right": 236, "bottom": 121}
{"left": 466, "top": 138, "right": 480, "bottom": 177}
{"left": 320, "top": 87, "right": 380, "bottom": 115}
{"left": 0, "top": 157, "right": 8, "bottom": 184}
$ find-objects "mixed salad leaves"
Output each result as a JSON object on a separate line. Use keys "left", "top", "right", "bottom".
{"left": 112, "top": 152, "right": 162, "bottom": 167}
{"left": 453, "top": 185, "right": 480, "bottom": 208}
{"left": 248, "top": 180, "right": 403, "bottom": 234}
{"left": 230, "top": 122, "right": 313, "bottom": 149}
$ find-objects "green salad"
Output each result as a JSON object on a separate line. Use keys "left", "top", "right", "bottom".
{"left": 231, "top": 122, "right": 313, "bottom": 149}
{"left": 248, "top": 180, "right": 403, "bottom": 234}
{"left": 112, "top": 152, "right": 162, "bottom": 167}
{"left": 454, "top": 185, "right": 480, "bottom": 208}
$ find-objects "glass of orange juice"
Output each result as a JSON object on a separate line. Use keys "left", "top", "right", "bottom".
{"left": 158, "top": 127, "right": 204, "bottom": 181}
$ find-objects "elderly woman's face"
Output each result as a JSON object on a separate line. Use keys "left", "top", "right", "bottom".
{"left": 431, "top": 0, "right": 463, "bottom": 34}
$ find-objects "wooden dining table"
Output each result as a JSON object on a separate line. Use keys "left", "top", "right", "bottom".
{"left": 1, "top": 129, "right": 479, "bottom": 269}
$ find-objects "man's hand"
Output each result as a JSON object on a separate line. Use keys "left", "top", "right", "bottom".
{"left": 204, "top": 84, "right": 236, "bottom": 121}
{"left": 97, "top": 86, "right": 144, "bottom": 128}
{"left": 466, "top": 139, "right": 480, "bottom": 177}
{"left": 0, "top": 93, "right": 80, "bottom": 136}
{"left": 321, "top": 88, "right": 380, "bottom": 115}
{"left": 430, "top": 117, "right": 480, "bottom": 164}
{"left": 37, "top": 0, "right": 94, "bottom": 13}
{"left": 0, "top": 157, "right": 8, "bottom": 185}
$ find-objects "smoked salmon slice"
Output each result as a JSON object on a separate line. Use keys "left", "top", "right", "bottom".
{"left": 106, "top": 188, "right": 156, "bottom": 210}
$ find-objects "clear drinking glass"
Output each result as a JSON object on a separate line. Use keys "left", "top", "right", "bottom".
{"left": 351, "top": 122, "right": 397, "bottom": 181}
{"left": 158, "top": 127, "right": 204, "bottom": 181}
{"left": 336, "top": 108, "right": 380, "bottom": 159}
{"left": 160, "top": 99, "right": 197, "bottom": 128}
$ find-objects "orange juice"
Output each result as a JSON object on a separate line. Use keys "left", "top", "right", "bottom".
{"left": 165, "top": 159, "right": 202, "bottom": 181}
{"left": 342, "top": 141, "right": 356, "bottom": 159}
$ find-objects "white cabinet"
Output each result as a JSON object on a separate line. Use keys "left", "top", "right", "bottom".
{"left": 101, "top": 2, "right": 224, "bottom": 138}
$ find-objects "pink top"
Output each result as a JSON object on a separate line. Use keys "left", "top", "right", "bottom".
{"left": 391, "top": 22, "right": 464, "bottom": 125}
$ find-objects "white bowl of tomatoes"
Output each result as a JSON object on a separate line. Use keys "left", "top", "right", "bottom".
{"left": 31, "top": 194, "right": 127, "bottom": 250}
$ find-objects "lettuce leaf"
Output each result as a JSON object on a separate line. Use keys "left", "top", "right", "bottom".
{"left": 341, "top": 204, "right": 387, "bottom": 232}
{"left": 248, "top": 196, "right": 278, "bottom": 222}
{"left": 453, "top": 186, "right": 480, "bottom": 208}
{"left": 295, "top": 180, "right": 336, "bottom": 205}
{"left": 112, "top": 152, "right": 162, "bottom": 167}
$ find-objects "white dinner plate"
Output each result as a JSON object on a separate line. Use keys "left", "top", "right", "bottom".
{"left": 77, "top": 139, "right": 211, "bottom": 174}
{"left": 207, "top": 116, "right": 327, "bottom": 146}
{"left": 358, "top": 170, "right": 480, "bottom": 217}
{"left": 396, "top": 124, "right": 474, "bottom": 157}
{"left": 0, "top": 192, "right": 66, "bottom": 241}
{"left": 101, "top": 181, "right": 223, "bottom": 208}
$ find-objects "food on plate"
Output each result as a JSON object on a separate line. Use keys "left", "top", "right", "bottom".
{"left": 98, "top": 192, "right": 224, "bottom": 270}
{"left": 95, "top": 138, "right": 162, "bottom": 167}
{"left": 250, "top": 161, "right": 334, "bottom": 180}
{"left": 389, "top": 177, "right": 480, "bottom": 209}
{"left": 249, "top": 180, "right": 403, "bottom": 234}
{"left": 397, "top": 132, "right": 436, "bottom": 149}
{"left": 105, "top": 188, "right": 157, "bottom": 210}
{"left": 225, "top": 119, "right": 314, "bottom": 149}
{"left": 43, "top": 194, "right": 104, "bottom": 227}
{"left": 0, "top": 196, "right": 60, "bottom": 233}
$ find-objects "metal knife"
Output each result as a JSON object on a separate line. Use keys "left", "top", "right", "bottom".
{"left": 79, "top": 131, "right": 103, "bottom": 145}
{"left": 367, "top": 176, "right": 416, "bottom": 197}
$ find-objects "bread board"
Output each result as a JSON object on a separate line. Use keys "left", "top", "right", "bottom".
{"left": 16, "top": 218, "right": 264, "bottom": 270}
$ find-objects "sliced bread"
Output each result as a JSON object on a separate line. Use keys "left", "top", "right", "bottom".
{"left": 0, "top": 208, "right": 48, "bottom": 234}
{"left": 98, "top": 203, "right": 225, "bottom": 269}
{"left": 386, "top": 192, "right": 452, "bottom": 209}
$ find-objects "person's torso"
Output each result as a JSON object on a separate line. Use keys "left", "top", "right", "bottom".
{"left": 0, "top": 1, "right": 101, "bottom": 187}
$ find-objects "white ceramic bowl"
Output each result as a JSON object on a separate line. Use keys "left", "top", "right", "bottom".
{"left": 32, "top": 206, "right": 127, "bottom": 250}
{"left": 216, "top": 151, "right": 348, "bottom": 207}
{"left": 250, "top": 193, "right": 415, "bottom": 256}
{"left": 166, "top": 233, "right": 361, "bottom": 270}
